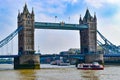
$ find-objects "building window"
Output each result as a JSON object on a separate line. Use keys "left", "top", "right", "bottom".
{"left": 28, "top": 15, "right": 30, "bottom": 18}
{"left": 26, "top": 21, "right": 30, "bottom": 24}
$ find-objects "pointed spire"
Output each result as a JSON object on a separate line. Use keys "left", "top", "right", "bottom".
{"left": 79, "top": 14, "right": 83, "bottom": 24}
{"left": 94, "top": 12, "right": 97, "bottom": 21}
{"left": 84, "top": 8, "right": 91, "bottom": 19}
{"left": 18, "top": 10, "right": 20, "bottom": 18}
{"left": 18, "top": 10, "right": 20, "bottom": 14}
{"left": 31, "top": 7, "right": 34, "bottom": 16}
{"left": 80, "top": 14, "right": 82, "bottom": 20}
{"left": 83, "top": 8, "right": 92, "bottom": 22}
{"left": 23, "top": 3, "right": 29, "bottom": 14}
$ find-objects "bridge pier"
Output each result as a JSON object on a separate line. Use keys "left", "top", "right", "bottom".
{"left": 85, "top": 53, "right": 104, "bottom": 64}
{"left": 14, "top": 54, "right": 40, "bottom": 69}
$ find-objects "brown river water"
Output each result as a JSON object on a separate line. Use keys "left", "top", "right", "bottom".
{"left": 0, "top": 64, "right": 119, "bottom": 80}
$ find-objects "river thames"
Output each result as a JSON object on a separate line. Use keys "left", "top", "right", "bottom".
{"left": 0, "top": 64, "right": 119, "bottom": 80}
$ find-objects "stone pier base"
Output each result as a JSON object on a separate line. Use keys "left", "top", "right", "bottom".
{"left": 14, "top": 54, "right": 40, "bottom": 69}
{"left": 85, "top": 53, "right": 104, "bottom": 64}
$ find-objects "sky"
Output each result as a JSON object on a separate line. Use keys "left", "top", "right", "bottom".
{"left": 0, "top": 0, "right": 120, "bottom": 55}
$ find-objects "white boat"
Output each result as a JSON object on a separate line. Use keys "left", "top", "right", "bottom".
{"left": 77, "top": 62, "right": 104, "bottom": 70}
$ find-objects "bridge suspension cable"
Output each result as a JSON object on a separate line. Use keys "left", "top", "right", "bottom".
{"left": 0, "top": 26, "right": 23, "bottom": 48}
{"left": 97, "top": 30, "right": 119, "bottom": 54}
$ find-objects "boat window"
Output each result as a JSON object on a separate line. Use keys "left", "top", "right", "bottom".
{"left": 83, "top": 65, "right": 89, "bottom": 67}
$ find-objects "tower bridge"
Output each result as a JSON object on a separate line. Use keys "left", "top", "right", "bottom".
{"left": 0, "top": 4, "right": 107, "bottom": 69}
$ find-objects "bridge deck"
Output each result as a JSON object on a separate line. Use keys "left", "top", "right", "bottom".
{"left": 104, "top": 54, "right": 120, "bottom": 57}
{"left": 35, "top": 22, "right": 88, "bottom": 30}
{"left": 0, "top": 55, "right": 19, "bottom": 58}
{"left": 0, "top": 54, "right": 120, "bottom": 58}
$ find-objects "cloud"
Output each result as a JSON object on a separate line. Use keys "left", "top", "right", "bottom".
{"left": 32, "top": 0, "right": 67, "bottom": 15}
{"left": 97, "top": 8, "right": 120, "bottom": 45}
{"left": 84, "top": 0, "right": 120, "bottom": 8}
{"left": 64, "top": 0, "right": 78, "bottom": 4}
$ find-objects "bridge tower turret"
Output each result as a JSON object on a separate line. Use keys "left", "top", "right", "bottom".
{"left": 79, "top": 9, "right": 103, "bottom": 64}
{"left": 14, "top": 4, "right": 40, "bottom": 69}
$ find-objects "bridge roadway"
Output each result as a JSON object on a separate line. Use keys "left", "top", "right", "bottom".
{"left": 0, "top": 54, "right": 84, "bottom": 59}
{"left": 0, "top": 54, "right": 120, "bottom": 58}
{"left": 0, "top": 55, "right": 19, "bottom": 58}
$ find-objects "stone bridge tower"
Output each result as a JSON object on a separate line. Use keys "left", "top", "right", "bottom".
{"left": 14, "top": 4, "right": 40, "bottom": 69}
{"left": 18, "top": 4, "right": 34, "bottom": 55}
{"left": 79, "top": 9, "right": 103, "bottom": 63}
{"left": 79, "top": 9, "right": 97, "bottom": 54}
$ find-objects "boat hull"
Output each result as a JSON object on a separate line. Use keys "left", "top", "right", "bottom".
{"left": 77, "top": 67, "right": 104, "bottom": 70}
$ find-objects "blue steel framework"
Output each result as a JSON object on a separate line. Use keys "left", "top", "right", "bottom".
{"left": 97, "top": 30, "right": 119, "bottom": 54}
{"left": 0, "top": 23, "right": 119, "bottom": 55}
{"left": 0, "top": 27, "right": 23, "bottom": 48}
{"left": 0, "top": 25, "right": 119, "bottom": 60}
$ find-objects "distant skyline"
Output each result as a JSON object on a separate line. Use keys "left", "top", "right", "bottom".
{"left": 0, "top": 0, "right": 120, "bottom": 54}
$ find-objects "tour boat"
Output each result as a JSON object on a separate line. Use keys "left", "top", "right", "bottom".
{"left": 77, "top": 62, "right": 104, "bottom": 70}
